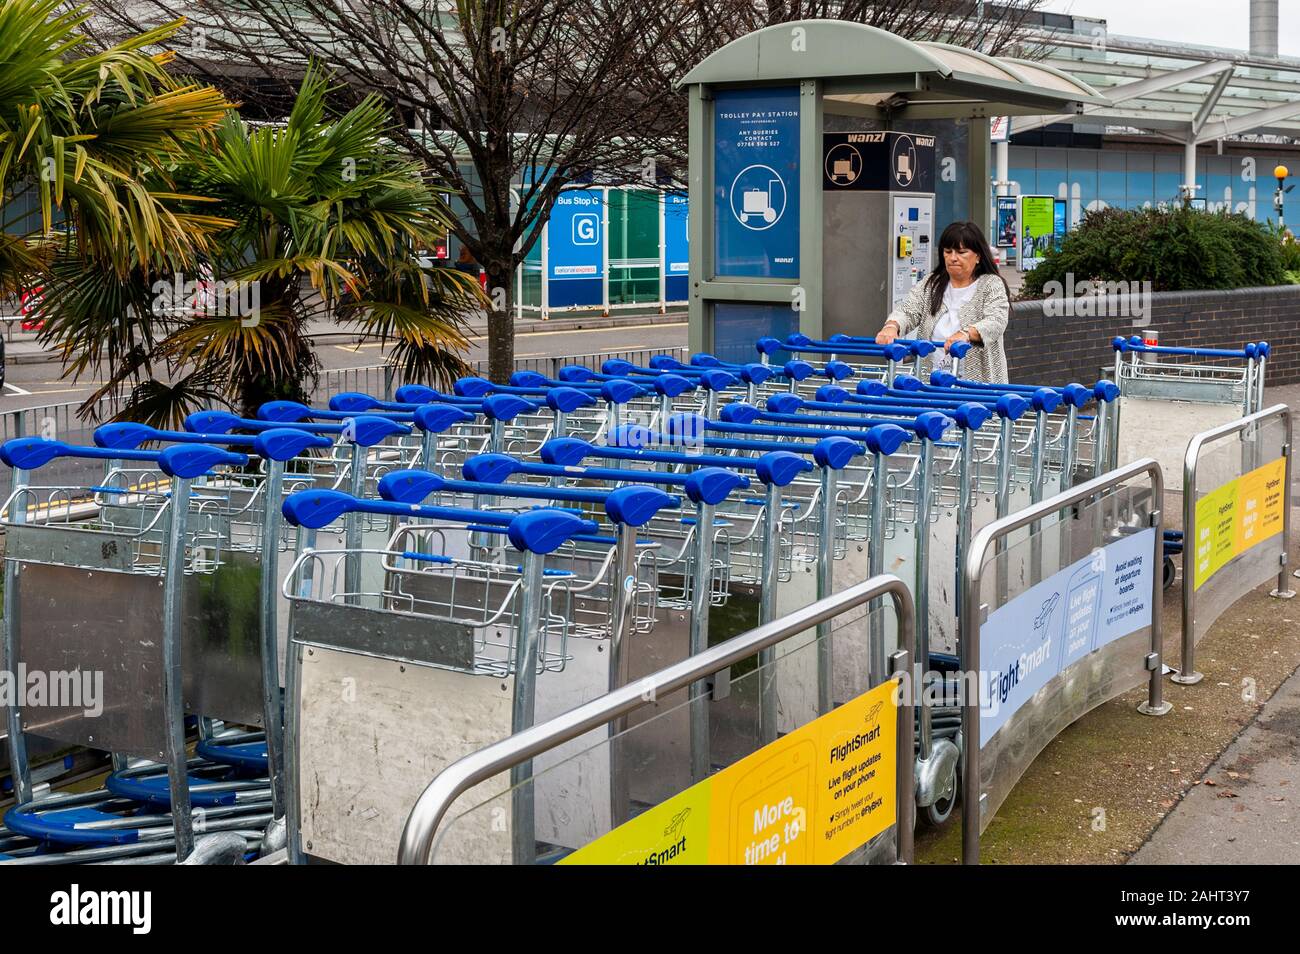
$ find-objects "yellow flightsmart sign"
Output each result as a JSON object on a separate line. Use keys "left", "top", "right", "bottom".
{"left": 1193, "top": 456, "right": 1287, "bottom": 591}
{"left": 561, "top": 678, "right": 897, "bottom": 865}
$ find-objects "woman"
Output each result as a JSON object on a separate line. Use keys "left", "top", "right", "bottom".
{"left": 875, "top": 221, "right": 1011, "bottom": 384}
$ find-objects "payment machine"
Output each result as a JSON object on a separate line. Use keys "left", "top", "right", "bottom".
{"left": 822, "top": 131, "right": 936, "bottom": 336}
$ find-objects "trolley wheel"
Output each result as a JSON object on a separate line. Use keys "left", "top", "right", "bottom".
{"left": 921, "top": 765, "right": 958, "bottom": 828}
{"left": 1163, "top": 555, "right": 1176, "bottom": 590}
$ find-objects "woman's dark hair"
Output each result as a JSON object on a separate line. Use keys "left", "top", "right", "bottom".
{"left": 925, "top": 220, "right": 1008, "bottom": 317}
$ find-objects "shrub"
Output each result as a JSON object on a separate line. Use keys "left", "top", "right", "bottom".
{"left": 1020, "top": 206, "right": 1288, "bottom": 298}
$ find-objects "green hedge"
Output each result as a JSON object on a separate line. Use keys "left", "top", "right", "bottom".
{"left": 1020, "top": 206, "right": 1289, "bottom": 298}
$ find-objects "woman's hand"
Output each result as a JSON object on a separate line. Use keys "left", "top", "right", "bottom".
{"left": 944, "top": 329, "right": 971, "bottom": 352}
{"left": 876, "top": 321, "right": 900, "bottom": 345}
{"left": 945, "top": 326, "right": 981, "bottom": 351}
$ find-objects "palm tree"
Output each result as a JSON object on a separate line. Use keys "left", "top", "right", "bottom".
{"left": 0, "top": 0, "right": 233, "bottom": 299}
{"left": 41, "top": 63, "right": 482, "bottom": 423}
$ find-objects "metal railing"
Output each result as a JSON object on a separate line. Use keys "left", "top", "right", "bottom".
{"left": 0, "top": 397, "right": 115, "bottom": 444}
{"left": 958, "top": 457, "right": 1169, "bottom": 866}
{"left": 1178, "top": 404, "right": 1294, "bottom": 684}
{"left": 396, "top": 574, "right": 917, "bottom": 865}
{"left": 310, "top": 347, "right": 692, "bottom": 404}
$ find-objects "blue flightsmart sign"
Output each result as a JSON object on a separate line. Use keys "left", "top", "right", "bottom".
{"left": 664, "top": 191, "right": 689, "bottom": 301}
{"left": 548, "top": 189, "right": 605, "bottom": 307}
{"left": 713, "top": 87, "right": 800, "bottom": 279}
{"left": 979, "top": 528, "right": 1156, "bottom": 747}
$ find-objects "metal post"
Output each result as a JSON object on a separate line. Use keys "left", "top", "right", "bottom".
{"left": 259, "top": 460, "right": 287, "bottom": 818}
{"left": 607, "top": 523, "right": 637, "bottom": 825}
{"left": 1256, "top": 355, "right": 1267, "bottom": 414}
{"left": 995, "top": 415, "right": 1013, "bottom": 606}
{"left": 816, "top": 465, "right": 838, "bottom": 715}
{"left": 1271, "top": 413, "right": 1294, "bottom": 599}
{"left": 283, "top": 527, "right": 309, "bottom": 864}
{"left": 3, "top": 466, "right": 32, "bottom": 805}
{"left": 417, "top": 429, "right": 439, "bottom": 476}
{"left": 509, "top": 549, "right": 545, "bottom": 864}
{"left": 162, "top": 476, "right": 195, "bottom": 861}
{"left": 1094, "top": 399, "right": 1110, "bottom": 481}
{"left": 343, "top": 440, "right": 366, "bottom": 603}
{"left": 1029, "top": 408, "right": 1047, "bottom": 581}
{"left": 1061, "top": 405, "right": 1079, "bottom": 563}
{"left": 688, "top": 501, "right": 716, "bottom": 782}
{"left": 657, "top": 392, "right": 671, "bottom": 432}
{"left": 956, "top": 428, "right": 974, "bottom": 624}
{"left": 540, "top": 219, "right": 550, "bottom": 321}
{"left": 915, "top": 438, "right": 934, "bottom": 759}
{"left": 889, "top": 647, "right": 915, "bottom": 862}
{"left": 757, "top": 481, "right": 781, "bottom": 744}
{"left": 869, "top": 453, "right": 888, "bottom": 687}
{"left": 1111, "top": 349, "right": 1124, "bottom": 472}
{"left": 1138, "top": 497, "right": 1172, "bottom": 717}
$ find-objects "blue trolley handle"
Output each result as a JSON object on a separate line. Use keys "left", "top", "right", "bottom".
{"left": 186, "top": 410, "right": 411, "bottom": 446}
{"left": 1114, "top": 336, "right": 1258, "bottom": 360}
{"left": 328, "top": 391, "right": 484, "bottom": 414}
{"left": 538, "top": 437, "right": 815, "bottom": 486}
{"left": 766, "top": 393, "right": 994, "bottom": 429}
{"left": 833, "top": 385, "right": 1032, "bottom": 420}
{"left": 281, "top": 488, "right": 599, "bottom": 555}
{"left": 705, "top": 406, "right": 954, "bottom": 442}
{"left": 376, "top": 468, "right": 682, "bottom": 525}
{"left": 0, "top": 438, "right": 247, "bottom": 479}
{"left": 456, "top": 452, "right": 751, "bottom": 507}
{"left": 93, "top": 423, "right": 334, "bottom": 462}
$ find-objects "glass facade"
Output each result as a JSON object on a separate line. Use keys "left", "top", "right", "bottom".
{"left": 608, "top": 188, "right": 661, "bottom": 305}
{"left": 1009, "top": 145, "right": 1300, "bottom": 226}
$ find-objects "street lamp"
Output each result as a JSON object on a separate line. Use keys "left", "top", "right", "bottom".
{"left": 1274, "top": 164, "right": 1293, "bottom": 230}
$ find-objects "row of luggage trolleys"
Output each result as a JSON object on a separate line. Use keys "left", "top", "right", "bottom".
{"left": 0, "top": 332, "right": 1268, "bottom": 863}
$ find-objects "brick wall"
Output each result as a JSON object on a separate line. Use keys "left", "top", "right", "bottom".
{"left": 1005, "top": 285, "right": 1300, "bottom": 387}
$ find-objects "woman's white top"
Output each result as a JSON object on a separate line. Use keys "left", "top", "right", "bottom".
{"left": 932, "top": 282, "right": 977, "bottom": 370}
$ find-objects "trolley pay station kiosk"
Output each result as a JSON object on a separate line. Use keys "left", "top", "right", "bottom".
{"left": 823, "top": 131, "right": 935, "bottom": 325}
{"left": 681, "top": 19, "right": 1108, "bottom": 361}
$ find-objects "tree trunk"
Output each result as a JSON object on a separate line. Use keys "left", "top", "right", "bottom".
{"left": 484, "top": 260, "right": 515, "bottom": 384}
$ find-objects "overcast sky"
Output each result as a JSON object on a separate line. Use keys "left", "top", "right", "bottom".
{"left": 1041, "top": 0, "right": 1300, "bottom": 56}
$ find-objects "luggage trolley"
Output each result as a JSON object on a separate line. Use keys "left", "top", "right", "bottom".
{"left": 1112, "top": 336, "right": 1268, "bottom": 490}
{"left": 88, "top": 422, "right": 334, "bottom": 807}
{"left": 0, "top": 437, "right": 277, "bottom": 862}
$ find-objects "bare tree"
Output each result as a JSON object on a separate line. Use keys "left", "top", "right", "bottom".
{"left": 85, "top": 1, "right": 1046, "bottom": 380}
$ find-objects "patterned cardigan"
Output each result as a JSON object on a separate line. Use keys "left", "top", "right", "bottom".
{"left": 885, "top": 272, "right": 1011, "bottom": 383}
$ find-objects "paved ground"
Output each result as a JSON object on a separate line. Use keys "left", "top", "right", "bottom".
{"left": 1131, "top": 660, "right": 1300, "bottom": 863}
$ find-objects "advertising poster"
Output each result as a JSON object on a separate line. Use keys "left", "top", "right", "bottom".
{"left": 1193, "top": 456, "right": 1287, "bottom": 590}
{"left": 547, "top": 188, "right": 604, "bottom": 308}
{"left": 1017, "top": 194, "right": 1055, "bottom": 271}
{"left": 1053, "top": 198, "right": 1068, "bottom": 250}
{"left": 995, "top": 196, "right": 1018, "bottom": 248}
{"left": 664, "top": 191, "right": 689, "bottom": 302}
{"left": 561, "top": 678, "right": 897, "bottom": 865}
{"left": 714, "top": 87, "right": 800, "bottom": 279}
{"left": 979, "top": 528, "right": 1156, "bottom": 748}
